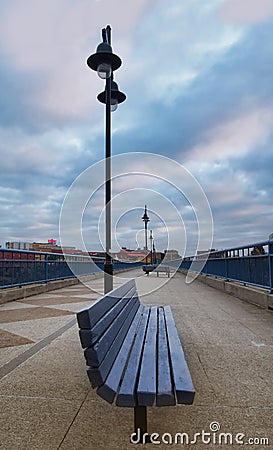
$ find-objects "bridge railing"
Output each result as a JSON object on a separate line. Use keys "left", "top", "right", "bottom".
{"left": 179, "top": 240, "right": 273, "bottom": 293}
{"left": 0, "top": 249, "right": 143, "bottom": 289}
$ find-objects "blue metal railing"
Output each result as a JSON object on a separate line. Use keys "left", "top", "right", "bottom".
{"left": 3, "top": 240, "right": 272, "bottom": 292}
{"left": 179, "top": 240, "right": 273, "bottom": 293}
{"left": 0, "top": 248, "right": 144, "bottom": 289}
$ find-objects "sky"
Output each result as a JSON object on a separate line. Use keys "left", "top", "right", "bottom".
{"left": 1, "top": 0, "right": 273, "bottom": 257}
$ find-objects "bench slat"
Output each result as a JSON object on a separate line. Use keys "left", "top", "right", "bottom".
{"left": 137, "top": 306, "right": 158, "bottom": 406}
{"left": 79, "top": 285, "right": 138, "bottom": 348}
{"left": 77, "top": 279, "right": 135, "bottom": 329}
{"left": 97, "top": 304, "right": 145, "bottom": 403}
{"left": 84, "top": 295, "right": 139, "bottom": 367}
{"left": 87, "top": 300, "right": 141, "bottom": 388}
{"left": 116, "top": 307, "right": 150, "bottom": 407}
{"left": 157, "top": 307, "right": 175, "bottom": 406}
{"left": 164, "top": 306, "right": 195, "bottom": 404}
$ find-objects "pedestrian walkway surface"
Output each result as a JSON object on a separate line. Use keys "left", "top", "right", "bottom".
{"left": 0, "top": 269, "right": 272, "bottom": 449}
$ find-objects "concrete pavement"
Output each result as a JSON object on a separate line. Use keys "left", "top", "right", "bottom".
{"left": 0, "top": 269, "right": 272, "bottom": 449}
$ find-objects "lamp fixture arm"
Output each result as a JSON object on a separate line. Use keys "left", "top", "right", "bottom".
{"left": 106, "top": 25, "right": 111, "bottom": 45}
{"left": 102, "top": 28, "right": 107, "bottom": 43}
{"left": 102, "top": 25, "right": 111, "bottom": 45}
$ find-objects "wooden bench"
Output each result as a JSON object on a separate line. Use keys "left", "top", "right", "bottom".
{"left": 76, "top": 279, "right": 195, "bottom": 441}
{"left": 155, "top": 265, "right": 170, "bottom": 277}
{"left": 142, "top": 264, "right": 170, "bottom": 277}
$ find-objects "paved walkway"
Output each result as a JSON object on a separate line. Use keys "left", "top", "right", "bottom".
{"left": 0, "top": 269, "right": 272, "bottom": 449}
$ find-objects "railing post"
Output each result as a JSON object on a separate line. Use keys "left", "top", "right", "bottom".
{"left": 45, "top": 254, "right": 48, "bottom": 283}
{"left": 269, "top": 241, "right": 273, "bottom": 294}
{"left": 224, "top": 255, "right": 228, "bottom": 280}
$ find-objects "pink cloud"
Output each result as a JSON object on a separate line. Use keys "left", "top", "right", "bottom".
{"left": 0, "top": 0, "right": 158, "bottom": 71}
{"left": 0, "top": 0, "right": 159, "bottom": 121}
{"left": 185, "top": 105, "right": 273, "bottom": 163}
{"left": 219, "top": 0, "right": 273, "bottom": 24}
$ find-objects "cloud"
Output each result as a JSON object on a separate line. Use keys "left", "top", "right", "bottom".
{"left": 0, "top": 0, "right": 157, "bottom": 71}
{"left": 185, "top": 105, "right": 273, "bottom": 163}
{"left": 127, "top": 0, "right": 243, "bottom": 106}
{"left": 219, "top": 0, "right": 273, "bottom": 24}
{"left": 0, "top": 126, "right": 90, "bottom": 178}
{"left": 0, "top": 182, "right": 64, "bottom": 244}
{"left": 59, "top": 153, "right": 213, "bottom": 256}
{"left": 0, "top": 0, "right": 159, "bottom": 126}
{"left": 198, "top": 166, "right": 273, "bottom": 248}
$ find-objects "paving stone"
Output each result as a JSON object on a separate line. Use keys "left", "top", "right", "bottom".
{"left": 0, "top": 306, "right": 74, "bottom": 323}
{"left": 0, "top": 329, "right": 34, "bottom": 348}
{"left": 19, "top": 295, "right": 95, "bottom": 306}
{"left": 0, "top": 396, "right": 83, "bottom": 450}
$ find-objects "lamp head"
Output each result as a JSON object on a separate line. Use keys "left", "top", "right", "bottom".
{"left": 97, "top": 80, "right": 126, "bottom": 110}
{"left": 87, "top": 42, "right": 122, "bottom": 79}
{"left": 142, "top": 205, "right": 150, "bottom": 223}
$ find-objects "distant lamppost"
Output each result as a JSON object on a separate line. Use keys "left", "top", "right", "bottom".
{"left": 87, "top": 25, "right": 126, "bottom": 294}
{"left": 142, "top": 205, "right": 150, "bottom": 265}
{"left": 150, "top": 230, "right": 153, "bottom": 264}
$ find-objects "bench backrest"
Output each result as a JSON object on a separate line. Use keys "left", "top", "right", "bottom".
{"left": 77, "top": 278, "right": 136, "bottom": 329}
{"left": 77, "top": 279, "right": 140, "bottom": 376}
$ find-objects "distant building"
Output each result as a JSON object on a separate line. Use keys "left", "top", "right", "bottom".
{"left": 6, "top": 241, "right": 30, "bottom": 250}
{"left": 5, "top": 240, "right": 79, "bottom": 254}
{"left": 114, "top": 247, "right": 149, "bottom": 263}
{"left": 30, "top": 241, "right": 59, "bottom": 252}
{"left": 4, "top": 241, "right": 166, "bottom": 264}
{"left": 163, "top": 249, "right": 181, "bottom": 260}
{"left": 111, "top": 247, "right": 164, "bottom": 264}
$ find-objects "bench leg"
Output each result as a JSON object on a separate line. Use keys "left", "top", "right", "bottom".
{"left": 131, "top": 406, "right": 150, "bottom": 444}
{"left": 134, "top": 406, "right": 147, "bottom": 434}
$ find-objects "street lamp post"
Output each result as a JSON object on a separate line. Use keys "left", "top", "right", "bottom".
{"left": 150, "top": 230, "right": 153, "bottom": 264}
{"left": 87, "top": 26, "right": 126, "bottom": 294}
{"left": 153, "top": 242, "right": 156, "bottom": 264}
{"left": 142, "top": 205, "right": 150, "bottom": 265}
